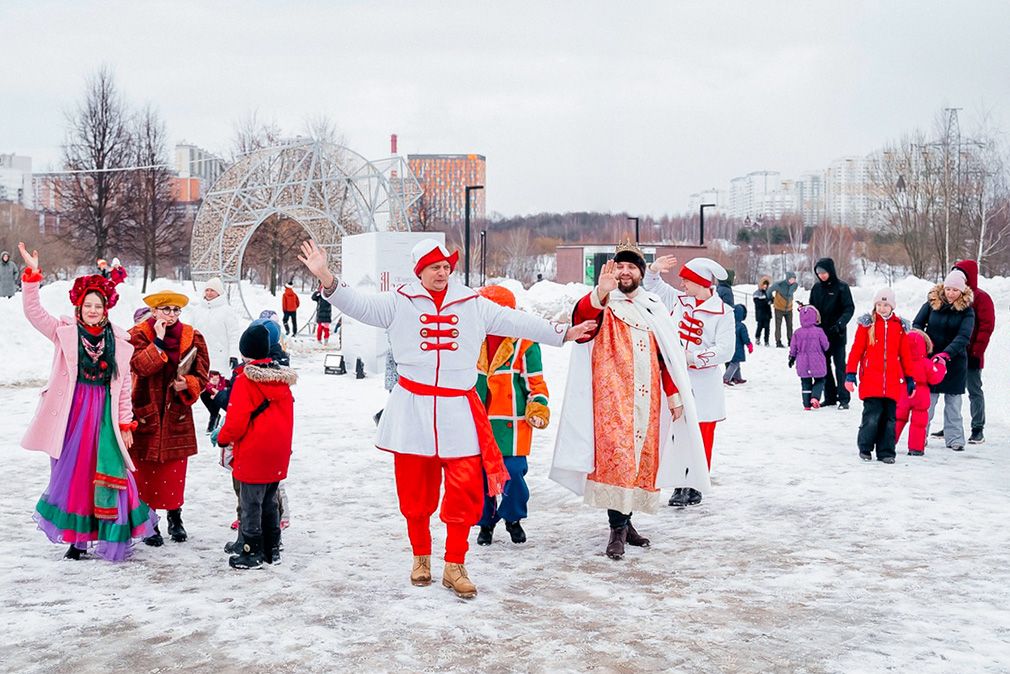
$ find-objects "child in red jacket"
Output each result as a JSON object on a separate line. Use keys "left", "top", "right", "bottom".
{"left": 896, "top": 329, "right": 947, "bottom": 456}
{"left": 845, "top": 288, "right": 913, "bottom": 464}
{"left": 217, "top": 323, "right": 297, "bottom": 570}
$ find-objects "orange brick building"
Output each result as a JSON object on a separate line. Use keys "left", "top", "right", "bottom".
{"left": 407, "top": 153, "right": 485, "bottom": 228}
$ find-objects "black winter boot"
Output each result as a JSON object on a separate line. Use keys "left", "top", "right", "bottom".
{"left": 606, "top": 526, "right": 628, "bottom": 560}
{"left": 167, "top": 509, "right": 187, "bottom": 542}
{"left": 505, "top": 520, "right": 526, "bottom": 544}
{"left": 685, "top": 488, "right": 703, "bottom": 506}
{"left": 625, "top": 521, "right": 650, "bottom": 547}
{"left": 262, "top": 527, "right": 282, "bottom": 565}
{"left": 224, "top": 530, "right": 243, "bottom": 554}
{"left": 668, "top": 488, "right": 688, "bottom": 507}
{"left": 477, "top": 526, "right": 494, "bottom": 546}
{"left": 969, "top": 429, "right": 985, "bottom": 444}
{"left": 64, "top": 544, "right": 86, "bottom": 560}
{"left": 229, "top": 535, "right": 264, "bottom": 570}
{"left": 144, "top": 524, "right": 164, "bottom": 547}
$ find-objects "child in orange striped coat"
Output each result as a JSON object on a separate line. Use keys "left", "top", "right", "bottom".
{"left": 474, "top": 285, "right": 550, "bottom": 546}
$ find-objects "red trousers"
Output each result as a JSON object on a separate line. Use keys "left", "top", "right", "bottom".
{"left": 393, "top": 453, "right": 483, "bottom": 564}
{"left": 316, "top": 323, "right": 330, "bottom": 341}
{"left": 896, "top": 397, "right": 928, "bottom": 452}
{"left": 700, "top": 421, "right": 717, "bottom": 470}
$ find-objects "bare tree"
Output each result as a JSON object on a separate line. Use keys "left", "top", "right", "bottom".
{"left": 807, "top": 223, "right": 855, "bottom": 283}
{"left": 124, "top": 105, "right": 181, "bottom": 291}
{"left": 231, "top": 110, "right": 283, "bottom": 158}
{"left": 58, "top": 67, "right": 134, "bottom": 261}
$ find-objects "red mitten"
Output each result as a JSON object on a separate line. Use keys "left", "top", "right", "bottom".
{"left": 747, "top": 343, "right": 754, "bottom": 354}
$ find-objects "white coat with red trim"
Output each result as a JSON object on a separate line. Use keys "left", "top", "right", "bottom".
{"left": 643, "top": 269, "right": 736, "bottom": 422}
{"left": 324, "top": 277, "right": 566, "bottom": 458}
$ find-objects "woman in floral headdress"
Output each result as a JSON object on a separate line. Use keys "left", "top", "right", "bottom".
{"left": 17, "top": 242, "right": 156, "bottom": 561}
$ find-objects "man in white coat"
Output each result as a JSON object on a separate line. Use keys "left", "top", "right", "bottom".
{"left": 298, "top": 238, "right": 596, "bottom": 599}
{"left": 643, "top": 256, "right": 735, "bottom": 507}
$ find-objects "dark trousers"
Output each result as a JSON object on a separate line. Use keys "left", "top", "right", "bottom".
{"left": 283, "top": 310, "right": 297, "bottom": 335}
{"left": 857, "top": 397, "right": 897, "bottom": 459}
{"left": 233, "top": 476, "right": 286, "bottom": 541}
{"left": 755, "top": 317, "right": 771, "bottom": 345}
{"left": 201, "top": 391, "right": 224, "bottom": 430}
{"left": 608, "top": 509, "right": 633, "bottom": 529}
{"left": 966, "top": 367, "right": 985, "bottom": 431}
{"left": 774, "top": 309, "right": 793, "bottom": 345}
{"left": 822, "top": 341, "right": 851, "bottom": 405}
{"left": 479, "top": 456, "right": 529, "bottom": 527}
{"left": 800, "top": 377, "right": 825, "bottom": 408}
{"left": 238, "top": 481, "right": 280, "bottom": 539}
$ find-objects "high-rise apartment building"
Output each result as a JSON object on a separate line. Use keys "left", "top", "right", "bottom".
{"left": 407, "top": 153, "right": 485, "bottom": 227}
{"left": 824, "top": 156, "right": 873, "bottom": 228}
{"left": 0, "top": 153, "right": 33, "bottom": 208}
{"left": 727, "top": 171, "right": 781, "bottom": 220}
{"left": 175, "top": 143, "right": 226, "bottom": 194}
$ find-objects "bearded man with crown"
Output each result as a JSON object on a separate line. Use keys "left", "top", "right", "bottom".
{"left": 550, "top": 241, "right": 709, "bottom": 561}
{"left": 16, "top": 242, "right": 157, "bottom": 561}
{"left": 298, "top": 238, "right": 597, "bottom": 599}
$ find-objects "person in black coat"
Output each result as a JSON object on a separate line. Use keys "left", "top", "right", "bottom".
{"left": 716, "top": 269, "right": 736, "bottom": 308}
{"left": 752, "top": 276, "right": 772, "bottom": 346}
{"left": 808, "top": 258, "right": 855, "bottom": 409}
{"left": 913, "top": 271, "right": 975, "bottom": 451}
{"left": 311, "top": 286, "right": 334, "bottom": 343}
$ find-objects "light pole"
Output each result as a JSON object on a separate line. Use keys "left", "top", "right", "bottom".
{"left": 464, "top": 185, "right": 484, "bottom": 286}
{"left": 699, "top": 203, "right": 716, "bottom": 246}
{"left": 628, "top": 216, "right": 640, "bottom": 243}
{"left": 479, "top": 229, "right": 487, "bottom": 286}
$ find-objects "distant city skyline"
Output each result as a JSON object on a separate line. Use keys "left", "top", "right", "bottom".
{"left": 2, "top": 1, "right": 1008, "bottom": 218}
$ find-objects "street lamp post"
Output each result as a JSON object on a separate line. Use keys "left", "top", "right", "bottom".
{"left": 480, "top": 229, "right": 487, "bottom": 286}
{"left": 628, "top": 216, "right": 640, "bottom": 243}
{"left": 699, "top": 203, "right": 716, "bottom": 246}
{"left": 464, "top": 185, "right": 484, "bottom": 287}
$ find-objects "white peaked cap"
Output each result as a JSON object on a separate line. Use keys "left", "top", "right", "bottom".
{"left": 680, "top": 257, "right": 728, "bottom": 287}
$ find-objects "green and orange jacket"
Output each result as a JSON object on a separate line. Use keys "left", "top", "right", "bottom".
{"left": 475, "top": 337, "right": 549, "bottom": 457}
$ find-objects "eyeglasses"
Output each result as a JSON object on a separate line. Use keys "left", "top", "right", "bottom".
{"left": 156, "top": 306, "right": 183, "bottom": 315}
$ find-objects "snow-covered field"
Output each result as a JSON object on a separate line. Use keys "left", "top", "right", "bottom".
{"left": 1, "top": 275, "right": 1009, "bottom": 673}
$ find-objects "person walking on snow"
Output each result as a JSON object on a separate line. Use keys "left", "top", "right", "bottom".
{"left": 845, "top": 289, "right": 913, "bottom": 463}
{"left": 771, "top": 271, "right": 798, "bottom": 347}
{"left": 809, "top": 258, "right": 855, "bottom": 410}
{"left": 298, "top": 238, "right": 596, "bottom": 598}
{"left": 282, "top": 283, "right": 300, "bottom": 336}
{"left": 1, "top": 250, "right": 20, "bottom": 297}
{"left": 752, "top": 276, "right": 773, "bottom": 346}
{"left": 17, "top": 242, "right": 156, "bottom": 560}
{"left": 913, "top": 270, "right": 975, "bottom": 451}
{"left": 552, "top": 244, "right": 707, "bottom": 560}
{"left": 110, "top": 258, "right": 128, "bottom": 285}
{"left": 311, "top": 283, "right": 334, "bottom": 344}
{"left": 789, "top": 305, "right": 830, "bottom": 410}
{"left": 896, "top": 329, "right": 947, "bottom": 456}
{"left": 643, "top": 255, "right": 735, "bottom": 507}
{"left": 474, "top": 285, "right": 549, "bottom": 548}
{"left": 723, "top": 303, "right": 752, "bottom": 385}
{"left": 931, "top": 260, "right": 993, "bottom": 445}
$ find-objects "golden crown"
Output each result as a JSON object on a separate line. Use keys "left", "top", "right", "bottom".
{"left": 614, "top": 238, "right": 645, "bottom": 259}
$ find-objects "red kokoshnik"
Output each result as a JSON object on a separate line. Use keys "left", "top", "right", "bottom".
{"left": 69, "top": 274, "right": 119, "bottom": 309}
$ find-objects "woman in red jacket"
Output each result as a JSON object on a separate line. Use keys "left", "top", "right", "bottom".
{"left": 845, "top": 288, "right": 913, "bottom": 464}
{"left": 217, "top": 323, "right": 297, "bottom": 570}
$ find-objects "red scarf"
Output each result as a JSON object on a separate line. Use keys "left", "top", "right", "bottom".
{"left": 147, "top": 317, "right": 184, "bottom": 365}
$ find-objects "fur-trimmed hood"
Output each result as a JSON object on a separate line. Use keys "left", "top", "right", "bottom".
{"left": 927, "top": 283, "right": 974, "bottom": 312}
{"left": 244, "top": 362, "right": 298, "bottom": 386}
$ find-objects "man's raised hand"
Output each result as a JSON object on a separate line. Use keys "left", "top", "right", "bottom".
{"left": 649, "top": 255, "right": 678, "bottom": 274}
{"left": 597, "top": 259, "right": 617, "bottom": 296}
{"left": 298, "top": 240, "right": 333, "bottom": 286}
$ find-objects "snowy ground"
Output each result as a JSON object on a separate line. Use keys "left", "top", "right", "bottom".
{"left": 1, "top": 278, "right": 1009, "bottom": 673}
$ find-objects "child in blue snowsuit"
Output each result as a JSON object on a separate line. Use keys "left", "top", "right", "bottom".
{"left": 724, "top": 303, "right": 753, "bottom": 385}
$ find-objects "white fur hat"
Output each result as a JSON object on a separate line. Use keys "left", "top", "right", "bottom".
{"left": 679, "top": 257, "right": 728, "bottom": 288}
{"left": 112, "top": 257, "right": 121, "bottom": 267}
{"left": 205, "top": 277, "right": 225, "bottom": 296}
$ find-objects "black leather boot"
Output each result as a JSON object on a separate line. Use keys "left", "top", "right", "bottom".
{"left": 625, "top": 521, "right": 650, "bottom": 547}
{"left": 167, "top": 508, "right": 187, "bottom": 542}
{"left": 606, "top": 526, "right": 627, "bottom": 560}
{"left": 477, "top": 525, "right": 494, "bottom": 546}
{"left": 505, "top": 520, "right": 526, "bottom": 544}
{"left": 64, "top": 544, "right": 86, "bottom": 560}
{"left": 685, "top": 488, "right": 703, "bottom": 506}
{"left": 144, "top": 524, "right": 164, "bottom": 547}
{"left": 668, "top": 488, "right": 688, "bottom": 507}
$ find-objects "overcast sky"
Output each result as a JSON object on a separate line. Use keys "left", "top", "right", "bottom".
{"left": 2, "top": 1, "right": 1008, "bottom": 217}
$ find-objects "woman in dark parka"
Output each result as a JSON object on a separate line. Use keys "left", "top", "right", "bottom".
{"left": 912, "top": 270, "right": 975, "bottom": 451}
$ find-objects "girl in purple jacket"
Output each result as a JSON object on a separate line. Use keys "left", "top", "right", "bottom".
{"left": 789, "top": 305, "right": 830, "bottom": 410}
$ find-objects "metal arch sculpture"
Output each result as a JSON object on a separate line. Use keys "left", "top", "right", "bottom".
{"left": 189, "top": 138, "right": 422, "bottom": 317}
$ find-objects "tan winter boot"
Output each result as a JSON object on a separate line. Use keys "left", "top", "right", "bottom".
{"left": 410, "top": 555, "right": 432, "bottom": 586}
{"left": 442, "top": 562, "right": 477, "bottom": 599}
